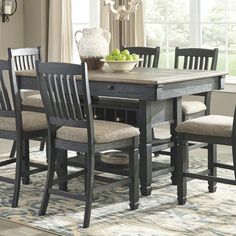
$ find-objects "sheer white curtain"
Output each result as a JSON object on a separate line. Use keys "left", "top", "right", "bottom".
{"left": 100, "top": 1, "right": 145, "bottom": 50}
{"left": 48, "top": 0, "right": 72, "bottom": 62}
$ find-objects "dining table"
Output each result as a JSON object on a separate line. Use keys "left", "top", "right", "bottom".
{"left": 16, "top": 67, "right": 226, "bottom": 196}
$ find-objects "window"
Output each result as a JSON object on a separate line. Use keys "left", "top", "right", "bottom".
{"left": 200, "top": 0, "right": 236, "bottom": 77}
{"left": 144, "top": 0, "right": 190, "bottom": 68}
{"left": 71, "top": 0, "right": 100, "bottom": 62}
{"left": 144, "top": 0, "right": 236, "bottom": 78}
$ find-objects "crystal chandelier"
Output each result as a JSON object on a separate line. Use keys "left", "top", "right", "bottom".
{"left": 104, "top": 0, "right": 142, "bottom": 21}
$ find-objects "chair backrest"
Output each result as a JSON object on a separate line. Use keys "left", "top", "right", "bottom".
{"left": 36, "top": 62, "right": 94, "bottom": 141}
{"left": 122, "top": 46, "right": 160, "bottom": 68}
{"left": 8, "top": 47, "right": 41, "bottom": 71}
{"left": 174, "top": 47, "right": 218, "bottom": 70}
{"left": 0, "top": 60, "right": 14, "bottom": 115}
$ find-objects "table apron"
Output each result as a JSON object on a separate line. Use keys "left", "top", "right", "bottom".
{"left": 17, "top": 75, "right": 224, "bottom": 102}
{"left": 156, "top": 76, "right": 224, "bottom": 100}
{"left": 78, "top": 81, "right": 156, "bottom": 100}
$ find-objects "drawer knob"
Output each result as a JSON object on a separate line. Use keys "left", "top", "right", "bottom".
{"left": 107, "top": 85, "right": 114, "bottom": 90}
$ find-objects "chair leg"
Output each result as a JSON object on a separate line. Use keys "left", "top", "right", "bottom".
{"left": 208, "top": 144, "right": 217, "bottom": 193}
{"left": 39, "top": 140, "right": 45, "bottom": 151}
{"left": 232, "top": 142, "right": 236, "bottom": 180}
{"left": 129, "top": 136, "right": 139, "bottom": 210}
{"left": 183, "top": 114, "right": 190, "bottom": 169}
{"left": 10, "top": 141, "right": 16, "bottom": 158}
{"left": 177, "top": 134, "right": 187, "bottom": 205}
{"left": 22, "top": 139, "right": 30, "bottom": 185}
{"left": 12, "top": 138, "right": 23, "bottom": 208}
{"left": 55, "top": 149, "right": 68, "bottom": 191}
{"left": 39, "top": 144, "right": 56, "bottom": 216}
{"left": 83, "top": 150, "right": 95, "bottom": 228}
{"left": 84, "top": 155, "right": 87, "bottom": 196}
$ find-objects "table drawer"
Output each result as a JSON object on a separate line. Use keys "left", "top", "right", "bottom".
{"left": 83, "top": 81, "right": 156, "bottom": 100}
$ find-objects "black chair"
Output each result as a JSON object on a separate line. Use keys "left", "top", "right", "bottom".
{"left": 122, "top": 46, "right": 160, "bottom": 68}
{"left": 36, "top": 61, "right": 140, "bottom": 228}
{"left": 173, "top": 47, "right": 219, "bottom": 158}
{"left": 176, "top": 107, "right": 236, "bottom": 205}
{"left": 8, "top": 47, "right": 45, "bottom": 156}
{"left": 0, "top": 59, "right": 48, "bottom": 207}
{"left": 174, "top": 47, "right": 218, "bottom": 121}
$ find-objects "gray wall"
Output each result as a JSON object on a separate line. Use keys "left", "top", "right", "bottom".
{"left": 0, "top": 0, "right": 48, "bottom": 60}
{"left": 23, "top": 0, "right": 48, "bottom": 60}
{"left": 0, "top": 0, "right": 24, "bottom": 59}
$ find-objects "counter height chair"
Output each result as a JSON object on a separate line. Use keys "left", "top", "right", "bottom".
{"left": 174, "top": 47, "right": 218, "bottom": 121}
{"left": 174, "top": 47, "right": 219, "bottom": 157}
{"left": 8, "top": 47, "right": 45, "bottom": 155}
{"left": 0, "top": 59, "right": 48, "bottom": 207}
{"left": 176, "top": 108, "right": 236, "bottom": 205}
{"left": 37, "top": 61, "right": 140, "bottom": 228}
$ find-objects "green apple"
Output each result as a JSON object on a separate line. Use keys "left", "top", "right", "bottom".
{"left": 105, "top": 54, "right": 113, "bottom": 61}
{"left": 117, "top": 54, "right": 126, "bottom": 61}
{"left": 111, "top": 48, "right": 120, "bottom": 56}
{"left": 131, "top": 53, "right": 139, "bottom": 60}
{"left": 113, "top": 55, "right": 119, "bottom": 61}
{"left": 126, "top": 54, "right": 133, "bottom": 61}
{"left": 121, "top": 49, "right": 130, "bottom": 56}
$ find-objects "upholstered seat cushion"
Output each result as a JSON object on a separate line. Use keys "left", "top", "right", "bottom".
{"left": 23, "top": 94, "right": 43, "bottom": 108}
{"left": 182, "top": 101, "right": 206, "bottom": 115}
{"left": 176, "top": 115, "right": 233, "bottom": 137}
{"left": 56, "top": 120, "right": 140, "bottom": 144}
{"left": 0, "top": 111, "right": 47, "bottom": 132}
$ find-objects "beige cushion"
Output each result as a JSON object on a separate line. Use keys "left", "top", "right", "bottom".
{"left": 23, "top": 94, "right": 43, "bottom": 108}
{"left": 56, "top": 120, "right": 140, "bottom": 144}
{"left": 0, "top": 111, "right": 47, "bottom": 132}
{"left": 182, "top": 101, "right": 206, "bottom": 115}
{"left": 176, "top": 115, "right": 233, "bottom": 137}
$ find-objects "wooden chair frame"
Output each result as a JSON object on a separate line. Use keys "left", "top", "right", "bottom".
{"left": 174, "top": 47, "right": 218, "bottom": 119}
{"left": 8, "top": 47, "right": 46, "bottom": 156}
{"left": 36, "top": 61, "right": 139, "bottom": 228}
{"left": 177, "top": 108, "right": 236, "bottom": 205}
{"left": 0, "top": 59, "right": 47, "bottom": 207}
{"left": 174, "top": 47, "right": 219, "bottom": 155}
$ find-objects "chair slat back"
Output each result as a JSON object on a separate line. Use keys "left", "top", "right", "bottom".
{"left": 122, "top": 46, "right": 160, "bottom": 68}
{"left": 36, "top": 62, "right": 93, "bottom": 130}
{"left": 174, "top": 47, "right": 218, "bottom": 70}
{"left": 8, "top": 47, "right": 41, "bottom": 71}
{"left": 0, "top": 60, "right": 13, "bottom": 114}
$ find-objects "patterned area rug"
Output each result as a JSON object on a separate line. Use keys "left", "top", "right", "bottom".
{"left": 0, "top": 146, "right": 236, "bottom": 236}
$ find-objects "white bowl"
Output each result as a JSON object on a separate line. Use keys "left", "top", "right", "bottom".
{"left": 101, "top": 151, "right": 129, "bottom": 165}
{"left": 100, "top": 58, "right": 143, "bottom": 72}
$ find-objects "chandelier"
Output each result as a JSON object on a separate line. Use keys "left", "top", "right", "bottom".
{"left": 104, "top": 0, "right": 142, "bottom": 21}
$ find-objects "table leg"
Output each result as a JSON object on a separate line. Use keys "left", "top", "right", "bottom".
{"left": 138, "top": 100, "right": 152, "bottom": 196}
{"left": 170, "top": 97, "right": 182, "bottom": 185}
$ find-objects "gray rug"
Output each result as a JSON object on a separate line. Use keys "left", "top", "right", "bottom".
{"left": 0, "top": 146, "right": 235, "bottom": 236}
